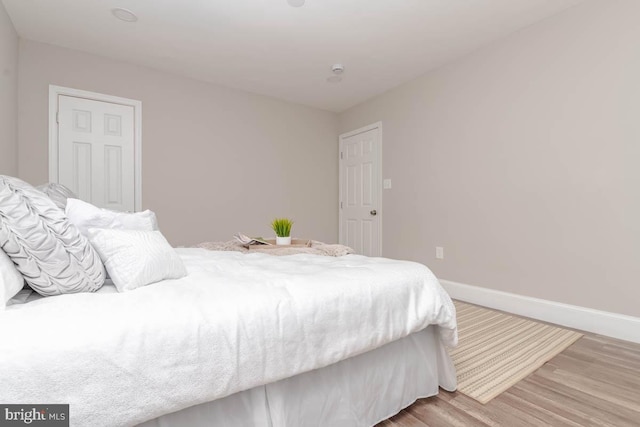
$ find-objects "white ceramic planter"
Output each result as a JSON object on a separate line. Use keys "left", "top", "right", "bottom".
{"left": 276, "top": 236, "right": 292, "bottom": 246}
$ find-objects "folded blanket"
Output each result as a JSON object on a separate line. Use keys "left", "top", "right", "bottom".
{"left": 193, "top": 240, "right": 354, "bottom": 257}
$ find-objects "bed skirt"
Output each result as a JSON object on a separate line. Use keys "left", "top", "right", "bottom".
{"left": 138, "top": 326, "right": 456, "bottom": 427}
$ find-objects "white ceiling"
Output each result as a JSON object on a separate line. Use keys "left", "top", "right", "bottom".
{"left": 3, "top": 0, "right": 585, "bottom": 112}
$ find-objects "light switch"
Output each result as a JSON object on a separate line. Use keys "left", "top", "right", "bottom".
{"left": 383, "top": 179, "right": 392, "bottom": 189}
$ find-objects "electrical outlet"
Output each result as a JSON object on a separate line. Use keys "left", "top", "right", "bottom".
{"left": 436, "top": 246, "right": 444, "bottom": 260}
{"left": 383, "top": 179, "right": 392, "bottom": 189}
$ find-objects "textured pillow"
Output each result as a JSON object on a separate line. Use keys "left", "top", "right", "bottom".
{"left": 88, "top": 229, "right": 187, "bottom": 292}
{"left": 36, "top": 182, "right": 77, "bottom": 210}
{"left": 0, "top": 249, "right": 24, "bottom": 310}
{"left": 0, "top": 176, "right": 105, "bottom": 296}
{"left": 66, "top": 198, "right": 159, "bottom": 236}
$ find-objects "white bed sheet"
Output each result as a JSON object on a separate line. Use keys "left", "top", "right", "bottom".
{"left": 140, "top": 327, "right": 456, "bottom": 427}
{"left": 1, "top": 249, "right": 457, "bottom": 427}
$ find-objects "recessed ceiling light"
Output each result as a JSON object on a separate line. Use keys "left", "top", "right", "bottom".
{"left": 111, "top": 8, "right": 138, "bottom": 23}
{"left": 287, "top": 0, "right": 305, "bottom": 7}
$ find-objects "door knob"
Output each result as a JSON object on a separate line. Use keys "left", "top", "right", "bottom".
{"left": 370, "top": 210, "right": 377, "bottom": 216}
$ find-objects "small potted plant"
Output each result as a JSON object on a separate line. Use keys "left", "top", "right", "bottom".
{"left": 271, "top": 218, "right": 294, "bottom": 245}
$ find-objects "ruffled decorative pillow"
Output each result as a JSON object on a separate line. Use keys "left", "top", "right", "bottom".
{"left": 36, "top": 182, "right": 77, "bottom": 210}
{"left": 0, "top": 176, "right": 105, "bottom": 296}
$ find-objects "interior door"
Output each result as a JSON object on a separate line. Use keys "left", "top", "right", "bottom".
{"left": 339, "top": 124, "right": 382, "bottom": 256}
{"left": 57, "top": 95, "right": 135, "bottom": 211}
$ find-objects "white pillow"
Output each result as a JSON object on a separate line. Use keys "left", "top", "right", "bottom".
{"left": 0, "top": 249, "right": 24, "bottom": 310}
{"left": 65, "top": 198, "right": 159, "bottom": 237}
{"left": 88, "top": 229, "right": 187, "bottom": 292}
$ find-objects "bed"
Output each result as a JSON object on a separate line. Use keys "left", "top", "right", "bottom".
{"left": 1, "top": 248, "right": 457, "bottom": 427}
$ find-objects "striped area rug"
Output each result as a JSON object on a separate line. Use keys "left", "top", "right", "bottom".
{"left": 451, "top": 301, "right": 583, "bottom": 404}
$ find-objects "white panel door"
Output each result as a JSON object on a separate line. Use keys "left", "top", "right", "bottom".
{"left": 339, "top": 124, "right": 381, "bottom": 256}
{"left": 57, "top": 95, "right": 135, "bottom": 211}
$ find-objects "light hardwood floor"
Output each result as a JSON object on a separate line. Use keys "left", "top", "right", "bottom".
{"left": 378, "top": 333, "right": 640, "bottom": 426}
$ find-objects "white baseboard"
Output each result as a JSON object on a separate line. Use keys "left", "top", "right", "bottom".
{"left": 440, "top": 279, "right": 640, "bottom": 344}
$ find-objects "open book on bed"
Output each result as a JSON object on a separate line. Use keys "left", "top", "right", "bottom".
{"left": 234, "top": 232, "right": 273, "bottom": 246}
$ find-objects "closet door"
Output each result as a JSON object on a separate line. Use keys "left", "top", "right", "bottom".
{"left": 57, "top": 95, "right": 135, "bottom": 212}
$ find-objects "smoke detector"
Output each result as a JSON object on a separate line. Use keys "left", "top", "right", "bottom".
{"left": 287, "top": 0, "right": 305, "bottom": 7}
{"left": 327, "top": 64, "right": 345, "bottom": 83}
{"left": 331, "top": 64, "right": 345, "bottom": 74}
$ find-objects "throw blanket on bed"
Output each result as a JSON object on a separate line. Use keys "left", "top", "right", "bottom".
{"left": 193, "top": 239, "right": 354, "bottom": 256}
{"left": 0, "top": 249, "right": 457, "bottom": 427}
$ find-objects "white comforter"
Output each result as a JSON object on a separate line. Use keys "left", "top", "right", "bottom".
{"left": 0, "top": 249, "right": 457, "bottom": 427}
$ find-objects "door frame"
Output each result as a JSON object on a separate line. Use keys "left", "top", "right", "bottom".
{"left": 48, "top": 85, "right": 143, "bottom": 211}
{"left": 338, "top": 121, "right": 383, "bottom": 256}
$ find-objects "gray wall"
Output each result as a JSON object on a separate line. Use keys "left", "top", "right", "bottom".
{"left": 0, "top": 2, "right": 18, "bottom": 175}
{"left": 18, "top": 40, "right": 339, "bottom": 246}
{"left": 340, "top": 0, "right": 640, "bottom": 317}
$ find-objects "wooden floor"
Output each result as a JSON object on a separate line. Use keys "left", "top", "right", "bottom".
{"left": 378, "top": 333, "right": 640, "bottom": 426}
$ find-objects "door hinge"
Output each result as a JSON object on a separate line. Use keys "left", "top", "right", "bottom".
{"left": 340, "top": 201, "right": 343, "bottom": 209}
{"left": 340, "top": 152, "right": 343, "bottom": 159}
{"left": 56, "top": 112, "right": 59, "bottom": 124}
